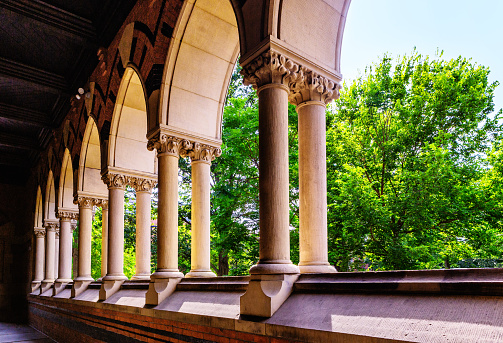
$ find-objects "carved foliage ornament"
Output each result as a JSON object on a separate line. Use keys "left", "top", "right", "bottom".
{"left": 76, "top": 196, "right": 105, "bottom": 208}
{"left": 183, "top": 142, "right": 222, "bottom": 163}
{"left": 241, "top": 50, "right": 341, "bottom": 105}
{"left": 56, "top": 211, "right": 79, "bottom": 220}
{"left": 102, "top": 173, "right": 126, "bottom": 189}
{"left": 34, "top": 228, "right": 46, "bottom": 238}
{"left": 130, "top": 177, "right": 157, "bottom": 192}
{"left": 147, "top": 134, "right": 192, "bottom": 156}
{"left": 44, "top": 222, "right": 58, "bottom": 232}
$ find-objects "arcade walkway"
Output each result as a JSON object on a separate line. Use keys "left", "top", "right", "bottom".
{"left": 0, "top": 323, "right": 53, "bottom": 343}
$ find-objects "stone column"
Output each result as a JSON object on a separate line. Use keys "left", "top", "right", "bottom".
{"left": 239, "top": 50, "right": 300, "bottom": 317}
{"left": 100, "top": 201, "right": 109, "bottom": 279}
{"left": 145, "top": 135, "right": 187, "bottom": 305}
{"left": 289, "top": 72, "right": 340, "bottom": 274}
{"left": 71, "top": 197, "right": 95, "bottom": 297}
{"left": 132, "top": 178, "right": 156, "bottom": 280}
{"left": 41, "top": 221, "right": 58, "bottom": 293}
{"left": 54, "top": 211, "right": 78, "bottom": 295}
{"left": 54, "top": 224, "right": 60, "bottom": 280}
{"left": 100, "top": 173, "right": 128, "bottom": 300}
{"left": 185, "top": 143, "right": 220, "bottom": 278}
{"left": 31, "top": 228, "right": 45, "bottom": 292}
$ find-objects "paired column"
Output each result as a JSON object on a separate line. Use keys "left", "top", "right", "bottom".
{"left": 54, "top": 211, "right": 78, "bottom": 295}
{"left": 41, "top": 220, "right": 58, "bottom": 293}
{"left": 185, "top": 143, "right": 220, "bottom": 278}
{"left": 289, "top": 73, "right": 339, "bottom": 274}
{"left": 145, "top": 135, "right": 187, "bottom": 305}
{"left": 71, "top": 197, "right": 96, "bottom": 297}
{"left": 31, "top": 228, "right": 45, "bottom": 292}
{"left": 100, "top": 201, "right": 109, "bottom": 279}
{"left": 131, "top": 178, "right": 156, "bottom": 280}
{"left": 54, "top": 225, "right": 60, "bottom": 280}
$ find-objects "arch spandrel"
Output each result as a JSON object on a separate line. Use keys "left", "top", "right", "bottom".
{"left": 157, "top": 0, "right": 239, "bottom": 145}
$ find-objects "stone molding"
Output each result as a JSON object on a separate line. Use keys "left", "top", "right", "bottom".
{"left": 34, "top": 227, "right": 46, "bottom": 238}
{"left": 147, "top": 134, "right": 192, "bottom": 157}
{"left": 241, "top": 49, "right": 340, "bottom": 105}
{"left": 183, "top": 142, "right": 222, "bottom": 164}
{"left": 76, "top": 196, "right": 106, "bottom": 209}
{"left": 130, "top": 177, "right": 157, "bottom": 193}
{"left": 56, "top": 210, "right": 79, "bottom": 221}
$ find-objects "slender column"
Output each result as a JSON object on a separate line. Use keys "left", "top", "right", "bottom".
{"left": 100, "top": 201, "right": 109, "bottom": 278}
{"left": 54, "top": 225, "right": 60, "bottom": 279}
{"left": 75, "top": 198, "right": 94, "bottom": 281}
{"left": 102, "top": 173, "right": 128, "bottom": 281}
{"left": 289, "top": 72, "right": 340, "bottom": 274}
{"left": 131, "top": 178, "right": 156, "bottom": 280}
{"left": 185, "top": 144, "right": 220, "bottom": 278}
{"left": 147, "top": 136, "right": 188, "bottom": 279}
{"left": 56, "top": 211, "right": 78, "bottom": 282}
{"left": 145, "top": 135, "right": 187, "bottom": 305}
{"left": 43, "top": 221, "right": 57, "bottom": 283}
{"left": 33, "top": 228, "right": 46, "bottom": 283}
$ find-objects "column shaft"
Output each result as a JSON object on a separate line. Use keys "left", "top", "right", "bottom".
{"left": 77, "top": 205, "right": 93, "bottom": 280}
{"left": 44, "top": 225, "right": 56, "bottom": 282}
{"left": 134, "top": 190, "right": 152, "bottom": 279}
{"left": 101, "top": 207, "right": 108, "bottom": 278}
{"left": 186, "top": 161, "right": 215, "bottom": 277}
{"left": 154, "top": 153, "right": 182, "bottom": 278}
{"left": 297, "top": 102, "right": 336, "bottom": 273}
{"left": 34, "top": 232, "right": 45, "bottom": 281}
{"left": 54, "top": 232, "right": 59, "bottom": 279}
{"left": 105, "top": 187, "right": 127, "bottom": 280}
{"left": 57, "top": 219, "right": 73, "bottom": 281}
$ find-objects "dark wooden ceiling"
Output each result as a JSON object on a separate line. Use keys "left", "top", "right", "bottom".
{"left": 0, "top": 0, "right": 137, "bottom": 184}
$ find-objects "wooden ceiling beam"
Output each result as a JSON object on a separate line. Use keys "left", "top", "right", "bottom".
{"left": 0, "top": 132, "right": 40, "bottom": 151}
{"left": 0, "top": 0, "right": 96, "bottom": 40}
{"left": 0, "top": 102, "right": 53, "bottom": 129}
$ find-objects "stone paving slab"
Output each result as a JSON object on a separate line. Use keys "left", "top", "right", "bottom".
{"left": 0, "top": 323, "right": 54, "bottom": 343}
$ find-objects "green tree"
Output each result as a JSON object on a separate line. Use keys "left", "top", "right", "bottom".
{"left": 327, "top": 50, "right": 502, "bottom": 270}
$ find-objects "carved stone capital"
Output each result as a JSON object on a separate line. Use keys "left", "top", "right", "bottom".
{"left": 76, "top": 196, "right": 95, "bottom": 209}
{"left": 147, "top": 134, "right": 192, "bottom": 157}
{"left": 183, "top": 142, "right": 222, "bottom": 164}
{"left": 241, "top": 50, "right": 302, "bottom": 89}
{"left": 94, "top": 199, "right": 109, "bottom": 209}
{"left": 34, "top": 227, "right": 46, "bottom": 238}
{"left": 44, "top": 221, "right": 58, "bottom": 232}
{"left": 130, "top": 177, "right": 157, "bottom": 193}
{"left": 102, "top": 173, "right": 127, "bottom": 190}
{"left": 71, "top": 221, "right": 77, "bottom": 231}
{"left": 288, "top": 69, "right": 341, "bottom": 105}
{"left": 56, "top": 211, "right": 79, "bottom": 221}
{"left": 55, "top": 227, "right": 60, "bottom": 238}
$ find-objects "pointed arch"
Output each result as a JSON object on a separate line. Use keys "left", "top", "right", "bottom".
{"left": 107, "top": 66, "right": 156, "bottom": 175}
{"left": 58, "top": 149, "right": 78, "bottom": 212}
{"left": 34, "top": 186, "right": 43, "bottom": 228}
{"left": 156, "top": 0, "right": 240, "bottom": 144}
{"left": 44, "top": 170, "right": 57, "bottom": 221}
{"left": 77, "top": 116, "right": 108, "bottom": 198}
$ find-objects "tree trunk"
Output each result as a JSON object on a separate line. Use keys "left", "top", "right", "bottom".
{"left": 218, "top": 250, "right": 229, "bottom": 276}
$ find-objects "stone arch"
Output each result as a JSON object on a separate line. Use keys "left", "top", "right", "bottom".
{"left": 107, "top": 66, "right": 156, "bottom": 175}
{"left": 44, "top": 171, "right": 57, "bottom": 221}
{"left": 58, "top": 149, "right": 78, "bottom": 212}
{"left": 34, "top": 186, "right": 43, "bottom": 228}
{"left": 156, "top": 0, "right": 240, "bottom": 144}
{"left": 77, "top": 117, "right": 108, "bottom": 199}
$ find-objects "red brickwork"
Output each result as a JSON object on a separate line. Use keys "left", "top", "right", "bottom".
{"left": 29, "top": 296, "right": 299, "bottom": 343}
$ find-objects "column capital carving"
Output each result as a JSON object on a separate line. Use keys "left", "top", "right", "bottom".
{"left": 147, "top": 133, "right": 192, "bottom": 157}
{"left": 76, "top": 196, "right": 95, "bottom": 209}
{"left": 56, "top": 210, "right": 79, "bottom": 220}
{"left": 55, "top": 226, "right": 60, "bottom": 238}
{"left": 102, "top": 173, "right": 127, "bottom": 190}
{"left": 182, "top": 142, "right": 222, "bottom": 164}
{"left": 130, "top": 177, "right": 157, "bottom": 193}
{"left": 241, "top": 49, "right": 341, "bottom": 105}
{"left": 34, "top": 227, "right": 46, "bottom": 238}
{"left": 288, "top": 69, "right": 341, "bottom": 106}
{"left": 44, "top": 221, "right": 58, "bottom": 232}
{"left": 71, "top": 221, "right": 77, "bottom": 231}
{"left": 95, "top": 199, "right": 109, "bottom": 209}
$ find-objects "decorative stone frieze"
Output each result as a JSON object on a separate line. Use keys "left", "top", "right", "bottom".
{"left": 147, "top": 134, "right": 192, "bottom": 157}
{"left": 102, "top": 173, "right": 127, "bottom": 189}
{"left": 56, "top": 211, "right": 79, "bottom": 221}
{"left": 34, "top": 227, "right": 46, "bottom": 238}
{"left": 241, "top": 49, "right": 341, "bottom": 105}
{"left": 183, "top": 142, "right": 222, "bottom": 164}
{"left": 130, "top": 177, "right": 157, "bottom": 193}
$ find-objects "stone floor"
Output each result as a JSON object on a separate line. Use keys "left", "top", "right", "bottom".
{"left": 0, "top": 323, "right": 53, "bottom": 343}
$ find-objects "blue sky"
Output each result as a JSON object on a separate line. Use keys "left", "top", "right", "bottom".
{"left": 340, "top": 0, "right": 503, "bottom": 114}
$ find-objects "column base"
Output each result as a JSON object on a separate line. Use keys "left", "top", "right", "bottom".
{"left": 299, "top": 263, "right": 337, "bottom": 274}
{"left": 240, "top": 273, "right": 299, "bottom": 318}
{"left": 31, "top": 281, "right": 41, "bottom": 293}
{"left": 185, "top": 270, "right": 216, "bottom": 278}
{"left": 151, "top": 270, "right": 184, "bottom": 279}
{"left": 71, "top": 277, "right": 94, "bottom": 298}
{"left": 53, "top": 280, "right": 72, "bottom": 296}
{"left": 99, "top": 279, "right": 126, "bottom": 300}
{"left": 249, "top": 261, "right": 300, "bottom": 275}
{"left": 131, "top": 274, "right": 151, "bottom": 281}
{"left": 40, "top": 280, "right": 54, "bottom": 294}
{"left": 145, "top": 277, "right": 182, "bottom": 306}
